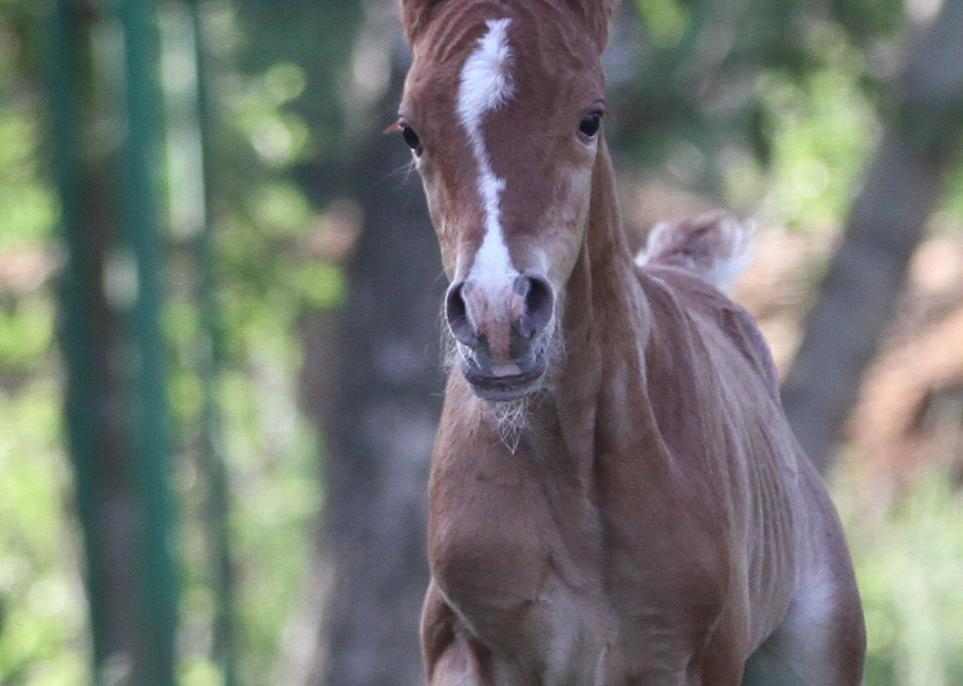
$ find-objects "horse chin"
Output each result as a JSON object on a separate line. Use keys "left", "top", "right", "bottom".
{"left": 461, "top": 359, "right": 547, "bottom": 402}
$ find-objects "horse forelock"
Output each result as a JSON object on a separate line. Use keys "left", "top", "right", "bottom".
{"left": 400, "top": 0, "right": 617, "bottom": 53}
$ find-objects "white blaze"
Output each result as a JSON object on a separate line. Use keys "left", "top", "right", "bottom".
{"left": 457, "top": 18, "right": 516, "bottom": 282}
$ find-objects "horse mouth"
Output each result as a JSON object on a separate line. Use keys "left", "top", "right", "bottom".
{"left": 461, "top": 359, "right": 547, "bottom": 401}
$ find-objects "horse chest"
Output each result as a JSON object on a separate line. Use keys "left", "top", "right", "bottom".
{"left": 429, "top": 469, "right": 549, "bottom": 621}
{"left": 429, "top": 455, "right": 596, "bottom": 625}
{"left": 428, "top": 452, "right": 619, "bottom": 677}
{"left": 430, "top": 509, "right": 613, "bottom": 684}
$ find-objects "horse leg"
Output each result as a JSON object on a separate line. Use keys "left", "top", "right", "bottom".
{"left": 741, "top": 560, "right": 865, "bottom": 686}
{"left": 422, "top": 581, "right": 474, "bottom": 686}
{"left": 425, "top": 634, "right": 486, "bottom": 686}
{"left": 741, "top": 591, "right": 864, "bottom": 685}
{"left": 422, "top": 580, "right": 520, "bottom": 686}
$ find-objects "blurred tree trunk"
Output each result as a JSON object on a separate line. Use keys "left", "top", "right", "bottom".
{"left": 781, "top": 0, "right": 963, "bottom": 474}
{"left": 296, "top": 3, "right": 442, "bottom": 685}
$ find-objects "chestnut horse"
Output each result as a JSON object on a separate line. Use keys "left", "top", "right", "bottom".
{"left": 394, "top": 1, "right": 866, "bottom": 684}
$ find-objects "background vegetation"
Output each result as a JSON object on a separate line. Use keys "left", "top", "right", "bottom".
{"left": 0, "top": 0, "right": 961, "bottom": 684}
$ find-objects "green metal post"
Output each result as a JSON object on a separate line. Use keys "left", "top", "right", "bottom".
{"left": 187, "top": 1, "right": 238, "bottom": 681}
{"left": 117, "top": 0, "right": 179, "bottom": 682}
{"left": 47, "top": 0, "right": 112, "bottom": 672}
{"left": 49, "top": 0, "right": 178, "bottom": 682}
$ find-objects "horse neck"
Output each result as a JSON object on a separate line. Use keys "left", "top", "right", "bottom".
{"left": 541, "top": 137, "right": 654, "bottom": 464}
{"left": 561, "top": 136, "right": 647, "bottom": 371}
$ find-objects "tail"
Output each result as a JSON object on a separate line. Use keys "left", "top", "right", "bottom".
{"left": 635, "top": 211, "right": 755, "bottom": 292}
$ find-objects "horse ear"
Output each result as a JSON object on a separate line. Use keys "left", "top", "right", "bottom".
{"left": 567, "top": 0, "right": 619, "bottom": 51}
{"left": 398, "top": 0, "right": 448, "bottom": 45}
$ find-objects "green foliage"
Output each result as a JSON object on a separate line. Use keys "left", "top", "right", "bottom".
{"left": 158, "top": 0, "right": 359, "bottom": 681}
{"left": 0, "top": 331, "right": 87, "bottom": 684}
{"left": 232, "top": 64, "right": 313, "bottom": 169}
{"left": 635, "top": 0, "right": 688, "bottom": 49}
{"left": 233, "top": 0, "right": 363, "bottom": 181}
{"left": 1, "top": 0, "right": 354, "bottom": 681}
{"left": 0, "top": 1, "right": 87, "bottom": 680}
{"left": 751, "top": 24, "right": 880, "bottom": 230}
{"left": 0, "top": 11, "right": 57, "bottom": 248}
{"left": 935, "top": 147, "right": 963, "bottom": 233}
{"left": 0, "top": 295, "right": 54, "bottom": 374}
{"left": 829, "top": 0, "right": 906, "bottom": 57}
{"left": 623, "top": 0, "right": 901, "bottom": 220}
{"left": 0, "top": 114, "right": 57, "bottom": 246}
{"left": 835, "top": 465, "right": 963, "bottom": 686}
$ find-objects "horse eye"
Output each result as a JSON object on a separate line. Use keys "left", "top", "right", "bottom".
{"left": 402, "top": 125, "right": 423, "bottom": 153}
{"left": 578, "top": 112, "right": 602, "bottom": 138}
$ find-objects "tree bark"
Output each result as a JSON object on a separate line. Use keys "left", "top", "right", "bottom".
{"left": 781, "top": 0, "right": 963, "bottom": 474}
{"left": 297, "top": 5, "right": 443, "bottom": 684}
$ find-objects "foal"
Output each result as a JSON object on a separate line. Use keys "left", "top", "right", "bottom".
{"left": 395, "top": 1, "right": 866, "bottom": 684}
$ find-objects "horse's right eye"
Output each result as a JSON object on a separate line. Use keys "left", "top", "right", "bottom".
{"left": 578, "top": 112, "right": 602, "bottom": 138}
{"left": 402, "top": 125, "right": 423, "bottom": 153}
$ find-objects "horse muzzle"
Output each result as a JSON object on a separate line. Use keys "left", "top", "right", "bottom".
{"left": 446, "top": 272, "right": 555, "bottom": 401}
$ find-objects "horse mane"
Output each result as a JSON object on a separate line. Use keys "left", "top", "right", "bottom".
{"left": 636, "top": 211, "right": 755, "bottom": 293}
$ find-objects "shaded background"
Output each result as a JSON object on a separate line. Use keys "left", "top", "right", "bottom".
{"left": 1, "top": 0, "right": 962, "bottom": 684}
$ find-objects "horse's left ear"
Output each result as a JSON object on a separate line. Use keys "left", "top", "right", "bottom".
{"left": 397, "top": 0, "right": 448, "bottom": 45}
{"left": 566, "top": 0, "right": 619, "bottom": 51}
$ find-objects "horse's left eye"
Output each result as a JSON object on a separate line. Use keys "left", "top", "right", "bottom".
{"left": 402, "top": 125, "right": 423, "bottom": 153}
{"left": 578, "top": 112, "right": 602, "bottom": 138}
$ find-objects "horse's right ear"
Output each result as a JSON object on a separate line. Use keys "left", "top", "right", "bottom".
{"left": 565, "top": 0, "right": 619, "bottom": 51}
{"left": 398, "top": 0, "right": 448, "bottom": 45}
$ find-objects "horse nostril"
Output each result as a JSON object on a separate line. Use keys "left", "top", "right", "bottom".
{"left": 445, "top": 280, "right": 476, "bottom": 345}
{"left": 517, "top": 274, "right": 555, "bottom": 338}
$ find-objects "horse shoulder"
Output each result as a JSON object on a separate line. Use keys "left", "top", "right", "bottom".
{"left": 638, "top": 264, "right": 780, "bottom": 401}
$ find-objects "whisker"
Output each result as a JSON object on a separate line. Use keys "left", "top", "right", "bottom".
{"left": 483, "top": 396, "right": 530, "bottom": 454}
{"left": 371, "top": 158, "right": 419, "bottom": 191}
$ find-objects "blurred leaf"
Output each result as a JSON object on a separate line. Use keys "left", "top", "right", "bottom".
{"left": 284, "top": 261, "right": 344, "bottom": 309}
{"left": 635, "top": 0, "right": 689, "bottom": 48}
{"left": 0, "top": 296, "right": 54, "bottom": 372}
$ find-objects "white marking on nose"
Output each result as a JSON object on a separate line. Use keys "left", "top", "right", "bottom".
{"left": 457, "top": 18, "right": 516, "bottom": 283}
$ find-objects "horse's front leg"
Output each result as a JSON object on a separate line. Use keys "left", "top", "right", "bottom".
{"left": 422, "top": 580, "right": 528, "bottom": 686}
{"left": 422, "top": 580, "right": 489, "bottom": 686}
